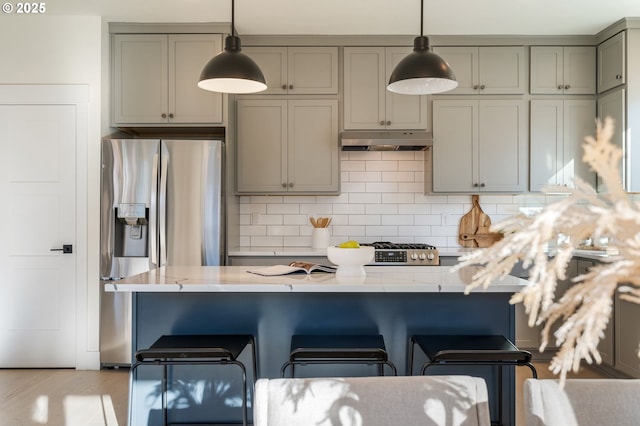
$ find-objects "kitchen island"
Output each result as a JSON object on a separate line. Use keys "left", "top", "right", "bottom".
{"left": 109, "top": 265, "right": 528, "bottom": 425}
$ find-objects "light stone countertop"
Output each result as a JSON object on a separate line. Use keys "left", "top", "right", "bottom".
{"left": 104, "top": 265, "right": 527, "bottom": 293}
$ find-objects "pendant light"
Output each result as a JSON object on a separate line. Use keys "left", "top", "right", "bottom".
{"left": 198, "top": 0, "right": 267, "bottom": 94}
{"left": 387, "top": 0, "right": 457, "bottom": 95}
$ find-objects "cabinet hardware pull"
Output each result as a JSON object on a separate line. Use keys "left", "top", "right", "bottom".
{"left": 282, "top": 183, "right": 287, "bottom": 188}
{"left": 379, "top": 120, "right": 385, "bottom": 126}
{"left": 480, "top": 85, "right": 485, "bottom": 90}
{"left": 288, "top": 182, "right": 294, "bottom": 187}
{"left": 564, "top": 85, "right": 570, "bottom": 90}
{"left": 289, "top": 84, "right": 294, "bottom": 90}
{"left": 558, "top": 85, "right": 563, "bottom": 90}
{"left": 473, "top": 85, "right": 479, "bottom": 90}
{"left": 616, "top": 74, "right": 622, "bottom": 80}
{"left": 168, "top": 113, "right": 174, "bottom": 119}
{"left": 386, "top": 121, "right": 391, "bottom": 126}
{"left": 282, "top": 84, "right": 287, "bottom": 90}
{"left": 161, "top": 113, "right": 167, "bottom": 118}
{"left": 473, "top": 183, "right": 479, "bottom": 187}
{"left": 480, "top": 183, "right": 486, "bottom": 187}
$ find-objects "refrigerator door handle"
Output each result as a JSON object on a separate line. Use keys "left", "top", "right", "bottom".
{"left": 159, "top": 146, "right": 168, "bottom": 267}
{"left": 150, "top": 152, "right": 159, "bottom": 267}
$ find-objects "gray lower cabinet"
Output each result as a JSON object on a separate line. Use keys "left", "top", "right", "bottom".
{"left": 615, "top": 290, "right": 640, "bottom": 377}
{"left": 577, "top": 259, "right": 615, "bottom": 367}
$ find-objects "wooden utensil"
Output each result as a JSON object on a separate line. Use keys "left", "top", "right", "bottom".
{"left": 458, "top": 195, "right": 493, "bottom": 248}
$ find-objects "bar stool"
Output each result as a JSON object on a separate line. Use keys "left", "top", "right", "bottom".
{"left": 408, "top": 334, "right": 537, "bottom": 426}
{"left": 130, "top": 334, "right": 257, "bottom": 426}
{"left": 281, "top": 334, "right": 397, "bottom": 377}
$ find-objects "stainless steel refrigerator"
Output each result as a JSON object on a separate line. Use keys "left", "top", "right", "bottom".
{"left": 100, "top": 137, "right": 224, "bottom": 366}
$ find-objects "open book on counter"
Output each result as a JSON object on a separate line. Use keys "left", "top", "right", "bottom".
{"left": 247, "top": 261, "right": 337, "bottom": 276}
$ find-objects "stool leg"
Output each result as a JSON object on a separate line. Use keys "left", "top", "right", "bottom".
{"left": 407, "top": 338, "right": 415, "bottom": 375}
{"left": 162, "top": 364, "right": 168, "bottom": 426}
{"left": 497, "top": 366, "right": 503, "bottom": 426}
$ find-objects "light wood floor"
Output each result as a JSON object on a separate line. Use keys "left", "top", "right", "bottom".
{"left": 0, "top": 363, "right": 610, "bottom": 426}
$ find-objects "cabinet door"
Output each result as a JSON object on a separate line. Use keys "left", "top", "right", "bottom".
{"left": 242, "top": 47, "right": 288, "bottom": 94}
{"left": 563, "top": 100, "right": 596, "bottom": 188}
{"left": 343, "top": 47, "right": 386, "bottom": 130}
{"left": 432, "top": 46, "right": 479, "bottom": 94}
{"left": 615, "top": 291, "right": 640, "bottom": 377}
{"left": 432, "top": 100, "right": 476, "bottom": 192}
{"left": 287, "top": 47, "right": 338, "bottom": 94}
{"left": 169, "top": 34, "right": 223, "bottom": 124}
{"left": 530, "top": 46, "right": 564, "bottom": 94}
{"left": 385, "top": 47, "right": 428, "bottom": 130}
{"left": 287, "top": 100, "right": 339, "bottom": 193}
{"left": 236, "top": 99, "right": 287, "bottom": 193}
{"left": 598, "top": 31, "right": 625, "bottom": 93}
{"left": 113, "top": 34, "right": 168, "bottom": 124}
{"left": 478, "top": 47, "right": 526, "bottom": 94}
{"left": 478, "top": 100, "right": 528, "bottom": 191}
{"left": 577, "top": 260, "right": 614, "bottom": 366}
{"left": 597, "top": 88, "right": 626, "bottom": 191}
{"left": 563, "top": 46, "right": 596, "bottom": 94}
{"left": 530, "top": 100, "right": 563, "bottom": 190}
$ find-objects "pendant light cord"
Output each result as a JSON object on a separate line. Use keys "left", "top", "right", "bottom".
{"left": 420, "top": 0, "right": 424, "bottom": 37}
{"left": 231, "top": 0, "right": 236, "bottom": 37}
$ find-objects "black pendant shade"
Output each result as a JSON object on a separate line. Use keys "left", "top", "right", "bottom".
{"left": 197, "top": 0, "right": 267, "bottom": 94}
{"left": 387, "top": 0, "right": 457, "bottom": 95}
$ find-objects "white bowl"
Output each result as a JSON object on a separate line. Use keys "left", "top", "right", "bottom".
{"left": 326, "top": 246, "right": 375, "bottom": 277}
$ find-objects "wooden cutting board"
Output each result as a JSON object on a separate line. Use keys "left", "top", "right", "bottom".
{"left": 458, "top": 195, "right": 501, "bottom": 248}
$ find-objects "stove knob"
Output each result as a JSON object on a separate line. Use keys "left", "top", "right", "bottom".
{"left": 410, "top": 252, "right": 418, "bottom": 260}
{"left": 427, "top": 252, "right": 435, "bottom": 261}
{"left": 418, "top": 253, "right": 427, "bottom": 260}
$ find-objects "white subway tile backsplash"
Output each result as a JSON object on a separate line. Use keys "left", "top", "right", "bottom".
{"left": 382, "top": 171, "right": 415, "bottom": 182}
{"left": 382, "top": 192, "right": 415, "bottom": 204}
{"left": 349, "top": 192, "right": 382, "bottom": 204}
{"left": 366, "top": 160, "right": 398, "bottom": 172}
{"left": 365, "top": 204, "right": 398, "bottom": 214}
{"left": 349, "top": 215, "right": 381, "bottom": 225}
{"left": 349, "top": 171, "right": 383, "bottom": 182}
{"left": 382, "top": 214, "right": 413, "bottom": 225}
{"left": 238, "top": 152, "right": 550, "bottom": 249}
{"left": 366, "top": 182, "right": 398, "bottom": 193}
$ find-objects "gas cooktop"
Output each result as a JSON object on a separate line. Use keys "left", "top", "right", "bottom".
{"left": 360, "top": 241, "right": 439, "bottom": 266}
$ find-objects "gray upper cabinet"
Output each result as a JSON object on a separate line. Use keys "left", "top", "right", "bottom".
{"left": 530, "top": 99, "right": 596, "bottom": 191}
{"left": 343, "top": 46, "right": 428, "bottom": 130}
{"left": 236, "top": 99, "right": 339, "bottom": 194}
{"left": 432, "top": 99, "right": 528, "bottom": 193}
{"left": 432, "top": 46, "right": 527, "bottom": 95}
{"left": 242, "top": 47, "right": 338, "bottom": 95}
{"left": 598, "top": 31, "right": 626, "bottom": 94}
{"left": 530, "top": 46, "right": 596, "bottom": 95}
{"left": 112, "top": 34, "right": 223, "bottom": 125}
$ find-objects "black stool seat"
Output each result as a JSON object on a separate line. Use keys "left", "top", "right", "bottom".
{"left": 281, "top": 334, "right": 397, "bottom": 377}
{"left": 131, "top": 334, "right": 257, "bottom": 426}
{"left": 412, "top": 334, "right": 534, "bottom": 365}
{"left": 135, "top": 334, "right": 253, "bottom": 362}
{"left": 409, "top": 334, "right": 536, "bottom": 426}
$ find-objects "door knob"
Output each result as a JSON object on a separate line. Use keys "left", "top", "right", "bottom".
{"left": 50, "top": 244, "right": 73, "bottom": 254}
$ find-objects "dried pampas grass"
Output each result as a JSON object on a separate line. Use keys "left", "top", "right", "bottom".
{"left": 455, "top": 117, "right": 640, "bottom": 383}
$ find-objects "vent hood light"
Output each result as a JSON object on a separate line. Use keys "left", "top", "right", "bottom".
{"left": 340, "top": 131, "right": 432, "bottom": 151}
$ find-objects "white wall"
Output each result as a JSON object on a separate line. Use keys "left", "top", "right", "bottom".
{"left": 0, "top": 15, "right": 103, "bottom": 369}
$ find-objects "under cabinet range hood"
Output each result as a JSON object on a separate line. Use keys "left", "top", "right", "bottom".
{"left": 340, "top": 130, "right": 432, "bottom": 151}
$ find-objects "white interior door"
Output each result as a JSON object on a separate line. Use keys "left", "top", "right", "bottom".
{"left": 0, "top": 104, "right": 76, "bottom": 367}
